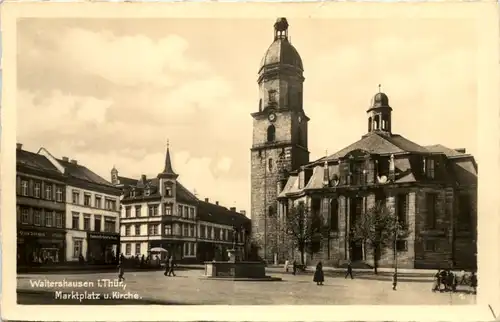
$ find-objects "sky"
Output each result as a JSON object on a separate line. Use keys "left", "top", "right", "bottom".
{"left": 16, "top": 17, "right": 478, "bottom": 215}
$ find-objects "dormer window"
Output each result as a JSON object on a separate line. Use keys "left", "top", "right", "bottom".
{"left": 424, "top": 157, "right": 435, "bottom": 179}
{"left": 131, "top": 189, "right": 136, "bottom": 197}
{"left": 145, "top": 189, "right": 150, "bottom": 196}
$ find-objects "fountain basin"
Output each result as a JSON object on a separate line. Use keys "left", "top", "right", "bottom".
{"left": 203, "top": 261, "right": 282, "bottom": 281}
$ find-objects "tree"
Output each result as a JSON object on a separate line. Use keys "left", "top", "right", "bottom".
{"left": 283, "top": 202, "right": 328, "bottom": 265}
{"left": 352, "top": 201, "right": 410, "bottom": 274}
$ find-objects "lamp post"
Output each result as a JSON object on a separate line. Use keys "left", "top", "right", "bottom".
{"left": 393, "top": 218, "right": 398, "bottom": 291}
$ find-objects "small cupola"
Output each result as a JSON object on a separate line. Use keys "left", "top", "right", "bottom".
{"left": 367, "top": 85, "right": 393, "bottom": 135}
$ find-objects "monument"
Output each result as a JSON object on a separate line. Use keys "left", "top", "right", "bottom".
{"left": 203, "top": 226, "right": 281, "bottom": 281}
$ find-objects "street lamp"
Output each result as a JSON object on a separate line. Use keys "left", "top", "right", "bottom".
{"left": 393, "top": 218, "right": 399, "bottom": 291}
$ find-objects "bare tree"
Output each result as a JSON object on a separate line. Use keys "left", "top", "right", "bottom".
{"left": 283, "top": 202, "right": 328, "bottom": 265}
{"left": 352, "top": 201, "right": 410, "bottom": 274}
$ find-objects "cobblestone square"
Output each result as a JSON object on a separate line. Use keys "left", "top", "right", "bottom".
{"left": 17, "top": 269, "right": 476, "bottom": 305}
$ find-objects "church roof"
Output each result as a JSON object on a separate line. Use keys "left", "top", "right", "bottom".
{"left": 260, "top": 38, "right": 303, "bottom": 72}
{"left": 321, "top": 132, "right": 429, "bottom": 162}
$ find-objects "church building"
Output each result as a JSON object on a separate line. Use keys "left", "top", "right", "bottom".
{"left": 250, "top": 18, "right": 478, "bottom": 270}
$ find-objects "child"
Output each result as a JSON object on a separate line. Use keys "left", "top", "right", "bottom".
{"left": 118, "top": 262, "right": 125, "bottom": 282}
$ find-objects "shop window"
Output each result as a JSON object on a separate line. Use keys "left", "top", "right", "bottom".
{"left": 73, "top": 239, "right": 83, "bottom": 258}
{"left": 83, "top": 215, "right": 91, "bottom": 230}
{"left": 34, "top": 182, "right": 41, "bottom": 198}
{"left": 125, "top": 243, "right": 131, "bottom": 256}
{"left": 21, "top": 180, "right": 28, "bottom": 196}
{"left": 72, "top": 213, "right": 80, "bottom": 230}
{"left": 135, "top": 243, "right": 141, "bottom": 255}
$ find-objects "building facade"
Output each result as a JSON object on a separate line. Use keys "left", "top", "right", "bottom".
{"left": 16, "top": 144, "right": 67, "bottom": 266}
{"left": 251, "top": 18, "right": 478, "bottom": 270}
{"left": 38, "top": 148, "right": 121, "bottom": 264}
{"left": 114, "top": 145, "right": 250, "bottom": 263}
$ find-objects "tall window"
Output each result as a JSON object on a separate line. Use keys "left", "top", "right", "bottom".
{"left": 56, "top": 187, "right": 63, "bottom": 202}
{"left": 72, "top": 212, "right": 80, "bottom": 229}
{"left": 178, "top": 205, "right": 183, "bottom": 217}
{"left": 164, "top": 224, "right": 172, "bottom": 236}
{"left": 73, "top": 239, "right": 83, "bottom": 258}
{"left": 105, "top": 217, "right": 116, "bottom": 233}
{"left": 164, "top": 183, "right": 172, "bottom": 197}
{"left": 149, "top": 224, "right": 159, "bottom": 235}
{"left": 268, "top": 89, "right": 277, "bottom": 103}
{"left": 134, "top": 224, "right": 141, "bottom": 235}
{"left": 95, "top": 195, "right": 102, "bottom": 208}
{"left": 425, "top": 157, "right": 435, "bottom": 179}
{"left": 190, "top": 225, "right": 195, "bottom": 237}
{"left": 458, "top": 194, "right": 472, "bottom": 231}
{"left": 183, "top": 224, "right": 189, "bottom": 236}
{"left": 21, "top": 208, "right": 29, "bottom": 224}
{"left": 268, "top": 158, "right": 273, "bottom": 172}
{"left": 125, "top": 206, "right": 131, "bottom": 218}
{"left": 84, "top": 194, "right": 91, "bottom": 206}
{"left": 200, "top": 225, "right": 206, "bottom": 238}
{"left": 207, "top": 226, "right": 213, "bottom": 239}
{"left": 94, "top": 215, "right": 102, "bottom": 232}
{"left": 135, "top": 243, "right": 141, "bottom": 255}
{"left": 21, "top": 180, "right": 28, "bottom": 196}
{"left": 125, "top": 243, "right": 131, "bottom": 256}
{"left": 396, "top": 193, "right": 408, "bottom": 227}
{"left": 55, "top": 212, "right": 63, "bottom": 228}
{"left": 190, "top": 208, "right": 195, "bottom": 219}
{"left": 45, "top": 185, "right": 53, "bottom": 200}
{"left": 184, "top": 206, "right": 189, "bottom": 218}
{"left": 135, "top": 205, "right": 142, "bottom": 217}
{"left": 148, "top": 205, "right": 159, "bottom": 216}
{"left": 267, "top": 125, "right": 276, "bottom": 142}
{"left": 330, "top": 199, "right": 339, "bottom": 231}
{"left": 83, "top": 215, "right": 91, "bottom": 230}
{"left": 45, "top": 211, "right": 53, "bottom": 227}
{"left": 164, "top": 204, "right": 172, "bottom": 216}
{"left": 33, "top": 209, "right": 41, "bottom": 226}
{"left": 34, "top": 182, "right": 41, "bottom": 198}
{"left": 125, "top": 225, "right": 131, "bottom": 236}
{"left": 72, "top": 191, "right": 79, "bottom": 204}
{"left": 426, "top": 193, "right": 438, "bottom": 229}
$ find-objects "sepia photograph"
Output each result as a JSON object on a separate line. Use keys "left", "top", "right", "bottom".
{"left": 1, "top": 1, "right": 499, "bottom": 321}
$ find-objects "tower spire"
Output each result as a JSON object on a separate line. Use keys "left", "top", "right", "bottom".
{"left": 160, "top": 140, "right": 177, "bottom": 177}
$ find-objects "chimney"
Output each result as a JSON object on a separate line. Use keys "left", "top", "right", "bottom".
{"left": 62, "top": 157, "right": 69, "bottom": 162}
{"left": 215, "top": 201, "right": 219, "bottom": 205}
{"left": 204, "top": 198, "right": 209, "bottom": 203}
{"left": 16, "top": 143, "right": 22, "bottom": 150}
{"left": 70, "top": 159, "right": 78, "bottom": 165}
{"left": 141, "top": 174, "right": 147, "bottom": 181}
{"left": 230, "top": 207, "right": 236, "bottom": 212}
{"left": 240, "top": 210, "right": 246, "bottom": 216}
{"left": 454, "top": 148, "right": 466, "bottom": 154}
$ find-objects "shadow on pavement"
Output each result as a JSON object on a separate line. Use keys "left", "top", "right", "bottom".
{"left": 17, "top": 290, "right": 190, "bottom": 305}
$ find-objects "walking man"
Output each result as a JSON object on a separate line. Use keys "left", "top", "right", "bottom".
{"left": 167, "top": 255, "right": 176, "bottom": 276}
{"left": 345, "top": 261, "right": 354, "bottom": 279}
{"left": 118, "top": 261, "right": 125, "bottom": 282}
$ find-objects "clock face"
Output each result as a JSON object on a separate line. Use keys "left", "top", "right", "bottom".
{"left": 268, "top": 113, "right": 276, "bottom": 122}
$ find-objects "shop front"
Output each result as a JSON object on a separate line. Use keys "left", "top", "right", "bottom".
{"left": 17, "top": 227, "right": 66, "bottom": 267}
{"left": 86, "top": 232, "right": 120, "bottom": 265}
{"left": 149, "top": 240, "right": 183, "bottom": 261}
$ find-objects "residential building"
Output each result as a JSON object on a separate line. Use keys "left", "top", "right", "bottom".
{"left": 252, "top": 18, "right": 478, "bottom": 269}
{"left": 114, "top": 144, "right": 250, "bottom": 263}
{"left": 39, "top": 148, "right": 121, "bottom": 264}
{"left": 16, "top": 143, "right": 66, "bottom": 266}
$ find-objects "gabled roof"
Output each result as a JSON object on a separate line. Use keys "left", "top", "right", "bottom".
{"left": 425, "top": 144, "right": 468, "bottom": 158}
{"left": 322, "top": 132, "right": 428, "bottom": 162}
{"left": 57, "top": 158, "right": 114, "bottom": 188}
{"left": 16, "top": 149, "right": 64, "bottom": 180}
{"left": 117, "top": 175, "right": 138, "bottom": 187}
{"left": 197, "top": 200, "right": 250, "bottom": 227}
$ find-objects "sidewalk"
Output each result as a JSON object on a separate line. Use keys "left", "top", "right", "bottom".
{"left": 17, "top": 264, "right": 205, "bottom": 275}
{"left": 266, "top": 264, "right": 436, "bottom": 277}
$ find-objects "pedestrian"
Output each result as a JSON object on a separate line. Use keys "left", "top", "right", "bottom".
{"left": 292, "top": 259, "right": 297, "bottom": 275}
{"left": 118, "top": 261, "right": 125, "bottom": 282}
{"left": 345, "top": 261, "right": 354, "bottom": 279}
{"left": 313, "top": 261, "right": 324, "bottom": 286}
{"left": 163, "top": 256, "right": 170, "bottom": 276}
{"left": 284, "top": 259, "right": 290, "bottom": 273}
{"left": 167, "top": 255, "right": 176, "bottom": 276}
{"left": 392, "top": 272, "right": 397, "bottom": 290}
{"left": 432, "top": 269, "right": 441, "bottom": 292}
{"left": 470, "top": 271, "right": 477, "bottom": 294}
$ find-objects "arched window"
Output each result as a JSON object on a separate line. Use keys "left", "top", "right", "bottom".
{"left": 368, "top": 117, "right": 372, "bottom": 132}
{"left": 268, "top": 158, "right": 273, "bottom": 172}
{"left": 374, "top": 115, "right": 380, "bottom": 130}
{"left": 259, "top": 99, "right": 262, "bottom": 112}
{"left": 268, "top": 205, "right": 275, "bottom": 217}
{"left": 267, "top": 125, "right": 276, "bottom": 142}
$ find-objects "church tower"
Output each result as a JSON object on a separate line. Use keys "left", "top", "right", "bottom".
{"left": 250, "top": 18, "right": 310, "bottom": 262}
{"left": 367, "top": 85, "right": 393, "bottom": 135}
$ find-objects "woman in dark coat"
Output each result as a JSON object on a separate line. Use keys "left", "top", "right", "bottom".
{"left": 313, "top": 261, "right": 324, "bottom": 285}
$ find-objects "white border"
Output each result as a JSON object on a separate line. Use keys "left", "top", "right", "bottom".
{"left": 1, "top": 2, "right": 499, "bottom": 321}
